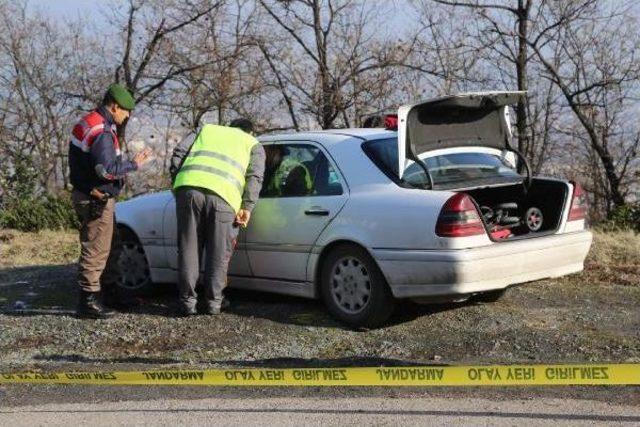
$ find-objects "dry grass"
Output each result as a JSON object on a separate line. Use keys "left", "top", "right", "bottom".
{"left": 0, "top": 229, "right": 79, "bottom": 269}
{"left": 0, "top": 228, "right": 636, "bottom": 279}
{"left": 584, "top": 229, "right": 640, "bottom": 286}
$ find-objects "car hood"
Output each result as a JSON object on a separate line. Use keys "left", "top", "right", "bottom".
{"left": 397, "top": 91, "right": 525, "bottom": 177}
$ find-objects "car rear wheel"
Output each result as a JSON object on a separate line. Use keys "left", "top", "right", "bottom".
{"left": 320, "top": 244, "right": 395, "bottom": 328}
{"left": 102, "top": 227, "right": 153, "bottom": 296}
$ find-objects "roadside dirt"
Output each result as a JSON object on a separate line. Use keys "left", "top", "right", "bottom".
{"left": 0, "top": 229, "right": 638, "bottom": 371}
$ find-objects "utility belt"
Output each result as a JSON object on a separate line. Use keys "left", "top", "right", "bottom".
{"left": 88, "top": 189, "right": 112, "bottom": 220}
{"left": 74, "top": 188, "right": 113, "bottom": 220}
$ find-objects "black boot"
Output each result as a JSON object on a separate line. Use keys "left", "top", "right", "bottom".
{"left": 103, "top": 286, "right": 141, "bottom": 309}
{"left": 77, "top": 290, "right": 114, "bottom": 319}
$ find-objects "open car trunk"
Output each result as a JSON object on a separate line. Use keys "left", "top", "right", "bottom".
{"left": 396, "top": 91, "right": 570, "bottom": 241}
{"left": 397, "top": 91, "right": 525, "bottom": 178}
{"left": 464, "top": 178, "right": 569, "bottom": 240}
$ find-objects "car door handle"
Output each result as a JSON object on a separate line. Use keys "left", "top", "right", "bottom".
{"left": 305, "top": 207, "right": 330, "bottom": 216}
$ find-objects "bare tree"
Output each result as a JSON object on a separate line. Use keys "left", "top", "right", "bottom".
{"left": 409, "top": 3, "right": 486, "bottom": 95}
{"left": 428, "top": 1, "right": 597, "bottom": 165}
{"left": 0, "top": 0, "right": 224, "bottom": 195}
{"left": 430, "top": 0, "right": 535, "bottom": 155}
{"left": 529, "top": 0, "right": 640, "bottom": 211}
{"left": 0, "top": 2, "right": 87, "bottom": 192}
{"left": 105, "top": 0, "right": 221, "bottom": 143}
{"left": 161, "top": 0, "right": 271, "bottom": 132}
{"left": 2, "top": 0, "right": 638, "bottom": 217}
{"left": 257, "top": 0, "right": 409, "bottom": 129}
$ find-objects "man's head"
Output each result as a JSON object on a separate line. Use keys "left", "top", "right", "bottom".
{"left": 229, "top": 118, "right": 254, "bottom": 134}
{"left": 265, "top": 145, "right": 284, "bottom": 169}
{"left": 362, "top": 115, "right": 383, "bottom": 128}
{"left": 102, "top": 84, "right": 135, "bottom": 125}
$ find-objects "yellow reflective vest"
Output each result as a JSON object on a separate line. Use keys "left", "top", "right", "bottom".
{"left": 266, "top": 157, "right": 313, "bottom": 196}
{"left": 173, "top": 124, "right": 258, "bottom": 213}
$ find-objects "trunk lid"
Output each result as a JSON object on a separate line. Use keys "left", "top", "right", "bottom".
{"left": 397, "top": 91, "right": 525, "bottom": 178}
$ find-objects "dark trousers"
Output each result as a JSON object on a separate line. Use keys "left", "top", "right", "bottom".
{"left": 175, "top": 187, "right": 239, "bottom": 310}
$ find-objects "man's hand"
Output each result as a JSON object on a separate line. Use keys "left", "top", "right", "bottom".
{"left": 234, "top": 209, "right": 251, "bottom": 227}
{"left": 133, "top": 147, "right": 152, "bottom": 167}
{"left": 89, "top": 188, "right": 109, "bottom": 201}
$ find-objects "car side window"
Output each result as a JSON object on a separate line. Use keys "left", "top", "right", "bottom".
{"left": 260, "top": 143, "right": 343, "bottom": 198}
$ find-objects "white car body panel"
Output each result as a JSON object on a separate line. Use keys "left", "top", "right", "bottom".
{"left": 374, "top": 230, "right": 592, "bottom": 298}
{"left": 116, "top": 191, "right": 170, "bottom": 275}
{"left": 243, "top": 139, "right": 349, "bottom": 282}
{"left": 245, "top": 194, "right": 348, "bottom": 281}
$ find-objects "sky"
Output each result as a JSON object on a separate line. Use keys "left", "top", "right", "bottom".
{"left": 28, "top": 0, "right": 103, "bottom": 18}
{"left": 27, "top": 0, "right": 414, "bottom": 38}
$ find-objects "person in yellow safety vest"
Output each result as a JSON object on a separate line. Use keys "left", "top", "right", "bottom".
{"left": 169, "top": 118, "right": 265, "bottom": 316}
{"left": 264, "top": 146, "right": 313, "bottom": 197}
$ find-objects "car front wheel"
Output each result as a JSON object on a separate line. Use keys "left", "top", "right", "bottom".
{"left": 102, "top": 227, "right": 153, "bottom": 296}
{"left": 320, "top": 244, "right": 395, "bottom": 328}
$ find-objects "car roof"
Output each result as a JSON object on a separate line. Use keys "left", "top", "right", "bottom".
{"left": 258, "top": 128, "right": 396, "bottom": 146}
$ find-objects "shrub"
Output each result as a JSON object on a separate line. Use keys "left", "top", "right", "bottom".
{"left": 0, "top": 192, "right": 79, "bottom": 232}
{"left": 599, "top": 202, "right": 640, "bottom": 233}
{"left": 43, "top": 193, "right": 79, "bottom": 230}
{"left": 0, "top": 153, "right": 79, "bottom": 232}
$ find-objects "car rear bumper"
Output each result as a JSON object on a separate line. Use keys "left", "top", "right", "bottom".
{"left": 372, "top": 230, "right": 593, "bottom": 299}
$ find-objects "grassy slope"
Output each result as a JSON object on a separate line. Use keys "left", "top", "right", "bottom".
{"left": 0, "top": 229, "right": 79, "bottom": 268}
{"left": 585, "top": 230, "right": 639, "bottom": 286}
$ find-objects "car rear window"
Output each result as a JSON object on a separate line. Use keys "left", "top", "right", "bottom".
{"left": 362, "top": 138, "right": 522, "bottom": 189}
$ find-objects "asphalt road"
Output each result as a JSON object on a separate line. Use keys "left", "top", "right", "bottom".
{"left": 1, "top": 395, "right": 639, "bottom": 426}
{"left": 2, "top": 384, "right": 640, "bottom": 425}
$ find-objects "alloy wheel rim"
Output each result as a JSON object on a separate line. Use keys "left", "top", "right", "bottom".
{"left": 526, "top": 208, "right": 543, "bottom": 231}
{"left": 115, "top": 243, "right": 150, "bottom": 290}
{"left": 330, "top": 256, "right": 371, "bottom": 314}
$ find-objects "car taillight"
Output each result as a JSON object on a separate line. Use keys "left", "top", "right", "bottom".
{"left": 568, "top": 183, "right": 587, "bottom": 221}
{"left": 436, "top": 193, "right": 486, "bottom": 237}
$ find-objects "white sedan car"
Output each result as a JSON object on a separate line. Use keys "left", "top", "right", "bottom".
{"left": 106, "top": 92, "right": 592, "bottom": 327}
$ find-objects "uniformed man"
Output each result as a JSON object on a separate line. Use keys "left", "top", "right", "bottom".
{"left": 169, "top": 118, "right": 265, "bottom": 316}
{"left": 263, "top": 145, "right": 313, "bottom": 197}
{"left": 69, "top": 83, "right": 151, "bottom": 319}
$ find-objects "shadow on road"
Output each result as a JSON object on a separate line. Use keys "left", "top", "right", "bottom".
{"left": 0, "top": 263, "right": 474, "bottom": 329}
{"left": 30, "top": 354, "right": 431, "bottom": 368}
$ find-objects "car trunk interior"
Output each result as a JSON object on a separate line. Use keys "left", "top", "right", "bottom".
{"left": 464, "top": 178, "right": 569, "bottom": 240}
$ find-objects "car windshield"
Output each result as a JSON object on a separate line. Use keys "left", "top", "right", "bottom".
{"left": 362, "top": 137, "right": 522, "bottom": 189}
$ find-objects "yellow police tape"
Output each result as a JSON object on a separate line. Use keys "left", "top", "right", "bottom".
{"left": 1, "top": 364, "right": 639, "bottom": 386}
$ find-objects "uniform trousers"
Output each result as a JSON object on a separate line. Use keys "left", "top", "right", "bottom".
{"left": 72, "top": 190, "right": 115, "bottom": 293}
{"left": 175, "top": 186, "right": 239, "bottom": 310}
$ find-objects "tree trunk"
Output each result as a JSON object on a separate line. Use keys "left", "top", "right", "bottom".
{"left": 516, "top": 0, "right": 529, "bottom": 157}
{"left": 599, "top": 150, "right": 625, "bottom": 210}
